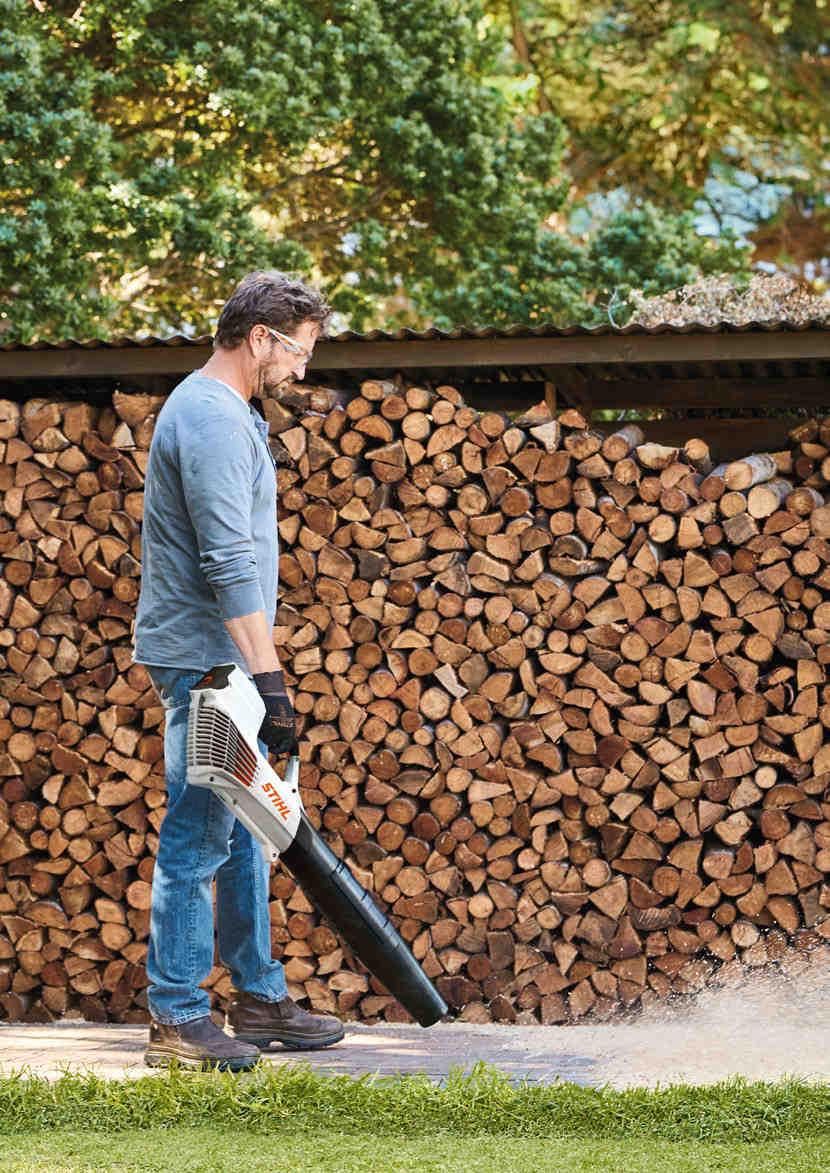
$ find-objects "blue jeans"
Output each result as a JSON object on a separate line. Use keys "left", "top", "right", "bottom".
{"left": 144, "top": 666, "right": 288, "bottom": 1024}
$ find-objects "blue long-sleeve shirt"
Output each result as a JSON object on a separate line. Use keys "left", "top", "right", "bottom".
{"left": 132, "top": 371, "right": 278, "bottom": 676}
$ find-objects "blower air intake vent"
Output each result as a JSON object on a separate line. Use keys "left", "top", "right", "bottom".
{"left": 187, "top": 699, "right": 260, "bottom": 789}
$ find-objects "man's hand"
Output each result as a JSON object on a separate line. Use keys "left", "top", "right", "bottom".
{"left": 253, "top": 668, "right": 297, "bottom": 755}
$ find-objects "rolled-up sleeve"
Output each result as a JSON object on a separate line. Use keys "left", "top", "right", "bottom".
{"left": 178, "top": 413, "right": 266, "bottom": 620}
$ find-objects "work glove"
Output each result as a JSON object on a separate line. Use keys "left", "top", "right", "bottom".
{"left": 253, "top": 668, "right": 297, "bottom": 755}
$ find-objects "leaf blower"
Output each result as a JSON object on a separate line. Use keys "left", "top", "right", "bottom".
{"left": 185, "top": 662, "right": 448, "bottom": 1028}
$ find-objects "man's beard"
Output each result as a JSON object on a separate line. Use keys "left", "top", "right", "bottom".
{"left": 257, "top": 363, "right": 292, "bottom": 398}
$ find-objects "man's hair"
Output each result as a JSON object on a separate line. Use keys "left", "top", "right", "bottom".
{"left": 214, "top": 270, "right": 332, "bottom": 349}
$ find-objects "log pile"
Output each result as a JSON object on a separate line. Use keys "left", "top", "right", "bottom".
{"left": 1, "top": 383, "right": 830, "bottom": 1026}
{"left": 0, "top": 396, "right": 157, "bottom": 1022}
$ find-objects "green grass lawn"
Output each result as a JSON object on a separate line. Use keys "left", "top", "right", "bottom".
{"left": 3, "top": 1128, "right": 830, "bottom": 1173}
{"left": 0, "top": 1063, "right": 828, "bottom": 1172}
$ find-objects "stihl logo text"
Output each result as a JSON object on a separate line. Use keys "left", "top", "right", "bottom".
{"left": 262, "top": 781, "right": 291, "bottom": 820}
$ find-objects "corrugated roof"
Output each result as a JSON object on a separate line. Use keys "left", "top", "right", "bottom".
{"left": 2, "top": 318, "right": 829, "bottom": 351}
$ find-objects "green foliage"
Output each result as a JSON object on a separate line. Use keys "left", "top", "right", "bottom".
{"left": 1, "top": 0, "right": 760, "bottom": 341}
{"left": 0, "top": 1, "right": 117, "bottom": 339}
{"left": 587, "top": 203, "right": 751, "bottom": 322}
{"left": 416, "top": 201, "right": 750, "bottom": 327}
{"left": 489, "top": 1, "right": 830, "bottom": 278}
{"left": 0, "top": 1065, "right": 829, "bottom": 1142}
{"left": 491, "top": 1, "right": 829, "bottom": 203}
{"left": 0, "top": 0, "right": 567, "bottom": 340}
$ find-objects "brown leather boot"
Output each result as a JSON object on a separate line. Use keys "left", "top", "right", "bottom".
{"left": 145, "top": 1014, "right": 261, "bottom": 1071}
{"left": 226, "top": 990, "right": 345, "bottom": 1050}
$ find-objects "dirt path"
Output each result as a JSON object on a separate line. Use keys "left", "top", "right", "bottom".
{"left": 1, "top": 951, "right": 828, "bottom": 1088}
{"left": 548, "top": 953, "right": 830, "bottom": 1087}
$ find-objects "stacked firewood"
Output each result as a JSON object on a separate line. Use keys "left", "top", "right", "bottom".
{"left": 1, "top": 382, "right": 829, "bottom": 1026}
{"left": 0, "top": 395, "right": 157, "bottom": 1022}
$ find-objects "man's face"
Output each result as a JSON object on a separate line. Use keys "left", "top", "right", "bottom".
{"left": 254, "top": 319, "right": 321, "bottom": 395}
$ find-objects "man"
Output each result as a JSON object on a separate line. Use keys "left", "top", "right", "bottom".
{"left": 132, "top": 270, "right": 345, "bottom": 1071}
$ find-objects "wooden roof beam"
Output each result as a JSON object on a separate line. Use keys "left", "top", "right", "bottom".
{"left": 310, "top": 330, "right": 830, "bottom": 371}
{"left": 0, "top": 328, "right": 827, "bottom": 382}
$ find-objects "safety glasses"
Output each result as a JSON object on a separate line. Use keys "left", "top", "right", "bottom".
{"left": 261, "top": 325, "right": 313, "bottom": 362}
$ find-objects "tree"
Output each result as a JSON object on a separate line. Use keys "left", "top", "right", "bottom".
{"left": 0, "top": 0, "right": 564, "bottom": 340}
{"left": 491, "top": 1, "right": 830, "bottom": 274}
{"left": 413, "top": 200, "right": 749, "bottom": 328}
{"left": 0, "top": 0, "right": 765, "bottom": 341}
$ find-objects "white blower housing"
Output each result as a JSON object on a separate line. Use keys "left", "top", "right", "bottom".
{"left": 185, "top": 663, "right": 447, "bottom": 1028}
{"left": 186, "top": 663, "right": 299, "bottom": 862}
